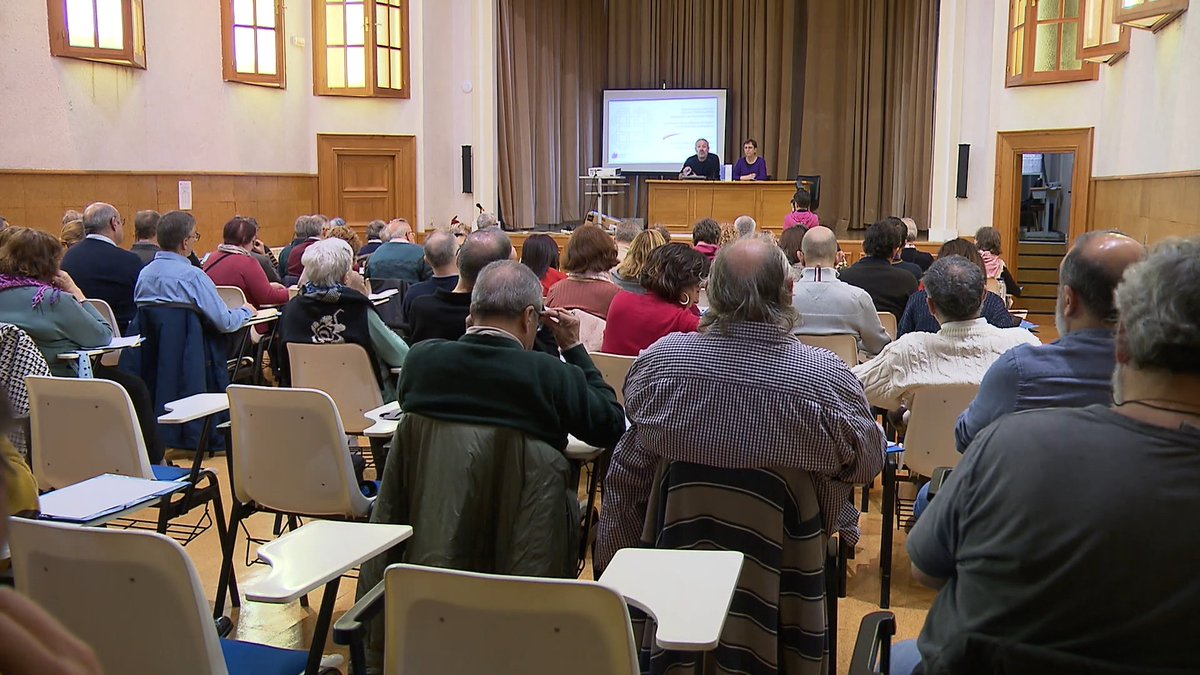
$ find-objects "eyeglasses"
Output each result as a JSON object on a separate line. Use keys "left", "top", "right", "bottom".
{"left": 189, "top": 231, "right": 202, "bottom": 241}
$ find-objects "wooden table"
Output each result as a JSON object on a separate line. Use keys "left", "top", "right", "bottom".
{"left": 648, "top": 179, "right": 797, "bottom": 236}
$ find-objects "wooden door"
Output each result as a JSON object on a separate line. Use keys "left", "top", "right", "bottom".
{"left": 317, "top": 134, "right": 417, "bottom": 229}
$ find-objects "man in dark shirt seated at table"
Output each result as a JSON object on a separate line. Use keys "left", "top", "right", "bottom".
{"left": 60, "top": 202, "right": 144, "bottom": 333}
{"left": 399, "top": 229, "right": 459, "bottom": 321}
{"left": 398, "top": 259, "right": 626, "bottom": 451}
{"left": 954, "top": 230, "right": 1145, "bottom": 452}
{"left": 678, "top": 138, "right": 721, "bottom": 180}
{"left": 404, "top": 227, "right": 511, "bottom": 343}
{"left": 838, "top": 220, "right": 919, "bottom": 319}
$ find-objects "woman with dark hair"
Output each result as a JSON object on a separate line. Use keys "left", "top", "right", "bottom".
{"left": 546, "top": 225, "right": 621, "bottom": 318}
{"left": 203, "top": 217, "right": 290, "bottom": 308}
{"left": 975, "top": 225, "right": 1021, "bottom": 297}
{"left": 784, "top": 188, "right": 820, "bottom": 231}
{"left": 779, "top": 225, "right": 807, "bottom": 274}
{"left": 692, "top": 218, "right": 721, "bottom": 262}
{"left": 601, "top": 243, "right": 710, "bottom": 356}
{"left": 733, "top": 138, "right": 768, "bottom": 181}
{"left": 0, "top": 227, "right": 165, "bottom": 464}
{"left": 520, "top": 233, "right": 566, "bottom": 295}
{"left": 897, "top": 238, "right": 1018, "bottom": 336}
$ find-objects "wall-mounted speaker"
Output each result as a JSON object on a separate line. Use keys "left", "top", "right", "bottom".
{"left": 956, "top": 144, "right": 970, "bottom": 199}
{"left": 462, "top": 145, "right": 473, "bottom": 194}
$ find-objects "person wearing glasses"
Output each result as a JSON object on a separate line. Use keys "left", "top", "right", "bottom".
{"left": 135, "top": 211, "right": 255, "bottom": 333}
{"left": 601, "top": 243, "right": 709, "bottom": 356}
{"left": 59, "top": 202, "right": 146, "bottom": 333}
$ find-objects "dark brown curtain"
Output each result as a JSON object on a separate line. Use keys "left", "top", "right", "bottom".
{"left": 497, "top": 0, "right": 606, "bottom": 228}
{"left": 800, "top": 0, "right": 938, "bottom": 231}
{"left": 497, "top": 0, "right": 937, "bottom": 233}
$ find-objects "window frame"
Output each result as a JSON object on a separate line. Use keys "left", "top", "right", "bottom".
{"left": 1114, "top": 0, "right": 1188, "bottom": 31}
{"left": 1006, "top": 0, "right": 1100, "bottom": 88}
{"left": 312, "top": 0, "right": 410, "bottom": 99}
{"left": 46, "top": 0, "right": 147, "bottom": 69}
{"left": 221, "top": 0, "right": 287, "bottom": 88}
{"left": 1081, "top": 0, "right": 1132, "bottom": 64}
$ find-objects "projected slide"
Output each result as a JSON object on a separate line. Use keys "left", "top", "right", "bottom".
{"left": 603, "top": 89, "right": 727, "bottom": 172}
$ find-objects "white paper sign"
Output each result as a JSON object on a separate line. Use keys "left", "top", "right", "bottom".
{"left": 178, "top": 180, "right": 193, "bottom": 210}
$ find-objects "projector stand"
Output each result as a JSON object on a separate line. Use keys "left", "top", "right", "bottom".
{"left": 579, "top": 174, "right": 628, "bottom": 225}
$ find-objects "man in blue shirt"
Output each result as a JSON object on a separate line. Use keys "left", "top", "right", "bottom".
{"left": 135, "top": 211, "right": 254, "bottom": 333}
{"left": 365, "top": 219, "right": 431, "bottom": 283}
{"left": 954, "top": 230, "right": 1145, "bottom": 452}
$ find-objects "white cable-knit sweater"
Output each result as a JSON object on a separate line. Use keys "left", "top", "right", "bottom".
{"left": 851, "top": 317, "right": 1041, "bottom": 411}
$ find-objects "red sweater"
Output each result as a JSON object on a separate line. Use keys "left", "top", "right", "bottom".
{"left": 204, "top": 251, "right": 290, "bottom": 308}
{"left": 546, "top": 277, "right": 621, "bottom": 319}
{"left": 540, "top": 268, "right": 566, "bottom": 296}
{"left": 600, "top": 291, "right": 700, "bottom": 356}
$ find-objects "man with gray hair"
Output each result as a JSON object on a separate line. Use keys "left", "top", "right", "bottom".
{"left": 733, "top": 214, "right": 757, "bottom": 239}
{"left": 613, "top": 220, "right": 641, "bottom": 264}
{"left": 896, "top": 236, "right": 1200, "bottom": 675}
{"left": 792, "top": 225, "right": 891, "bottom": 356}
{"left": 400, "top": 229, "right": 461, "bottom": 320}
{"left": 598, "top": 237, "right": 885, "bottom": 561}
{"left": 395, "top": 259, "right": 625, "bottom": 451}
{"left": 474, "top": 211, "right": 500, "bottom": 231}
{"left": 61, "top": 201, "right": 145, "bottom": 332}
{"left": 282, "top": 214, "right": 327, "bottom": 283}
{"left": 366, "top": 218, "right": 431, "bottom": 283}
{"left": 404, "top": 227, "right": 511, "bottom": 343}
{"left": 358, "top": 219, "right": 387, "bottom": 258}
{"left": 853, "top": 255, "right": 1040, "bottom": 413}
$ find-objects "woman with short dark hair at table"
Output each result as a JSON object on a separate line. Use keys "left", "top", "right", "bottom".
{"left": 733, "top": 138, "right": 768, "bottom": 181}
{"left": 692, "top": 217, "right": 721, "bottom": 262}
{"left": 0, "top": 227, "right": 165, "bottom": 464}
{"left": 519, "top": 234, "right": 566, "bottom": 296}
{"left": 546, "top": 225, "right": 621, "bottom": 319}
{"left": 203, "top": 217, "right": 290, "bottom": 309}
{"left": 602, "top": 243, "right": 710, "bottom": 356}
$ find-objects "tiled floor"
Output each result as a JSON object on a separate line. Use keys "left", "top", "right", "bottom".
{"left": 156, "top": 457, "right": 935, "bottom": 675}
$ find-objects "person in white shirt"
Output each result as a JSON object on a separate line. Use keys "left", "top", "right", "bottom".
{"left": 852, "top": 254, "right": 1040, "bottom": 412}
{"left": 792, "top": 226, "right": 891, "bottom": 357}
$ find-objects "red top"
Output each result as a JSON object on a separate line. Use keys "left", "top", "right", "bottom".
{"left": 600, "top": 291, "right": 701, "bottom": 356}
{"left": 541, "top": 267, "right": 566, "bottom": 296}
{"left": 546, "top": 277, "right": 621, "bottom": 319}
{"left": 203, "top": 251, "right": 290, "bottom": 308}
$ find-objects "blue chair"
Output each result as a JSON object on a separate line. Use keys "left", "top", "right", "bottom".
{"left": 8, "top": 518, "right": 309, "bottom": 675}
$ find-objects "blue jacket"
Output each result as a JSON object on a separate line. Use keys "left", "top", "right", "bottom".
{"left": 120, "top": 306, "right": 230, "bottom": 452}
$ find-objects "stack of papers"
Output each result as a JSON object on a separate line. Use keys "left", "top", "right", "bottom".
{"left": 37, "top": 474, "right": 187, "bottom": 523}
{"left": 368, "top": 288, "right": 400, "bottom": 303}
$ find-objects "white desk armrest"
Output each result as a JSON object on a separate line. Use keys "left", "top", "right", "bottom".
{"left": 363, "top": 401, "right": 401, "bottom": 438}
{"left": 159, "top": 393, "right": 231, "bottom": 424}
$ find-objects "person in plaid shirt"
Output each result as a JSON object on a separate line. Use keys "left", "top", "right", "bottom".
{"left": 596, "top": 237, "right": 886, "bottom": 571}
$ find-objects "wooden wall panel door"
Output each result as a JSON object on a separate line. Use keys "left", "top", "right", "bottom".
{"left": 317, "top": 134, "right": 416, "bottom": 231}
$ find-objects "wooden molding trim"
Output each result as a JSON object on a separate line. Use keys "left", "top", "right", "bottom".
{"left": 0, "top": 169, "right": 317, "bottom": 178}
{"left": 1092, "top": 168, "right": 1200, "bottom": 181}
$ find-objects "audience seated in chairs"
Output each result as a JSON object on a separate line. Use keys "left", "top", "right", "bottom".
{"left": 59, "top": 202, "right": 145, "bottom": 334}
{"left": 898, "top": 238, "right": 1018, "bottom": 337}
{"left": 975, "top": 225, "right": 1021, "bottom": 298}
{"left": 791, "top": 226, "right": 892, "bottom": 358}
{"left": 0, "top": 227, "right": 165, "bottom": 464}
{"left": 520, "top": 233, "right": 566, "bottom": 295}
{"left": 892, "top": 236, "right": 1200, "bottom": 675}
{"left": 129, "top": 209, "right": 162, "bottom": 266}
{"left": 900, "top": 218, "right": 934, "bottom": 272}
{"left": 609, "top": 228, "right": 667, "bottom": 295}
{"left": 357, "top": 219, "right": 386, "bottom": 259}
{"left": 691, "top": 217, "right": 721, "bottom": 262}
{"left": 883, "top": 217, "right": 924, "bottom": 281}
{"left": 838, "top": 220, "right": 920, "bottom": 319}
{"left": 365, "top": 218, "right": 431, "bottom": 284}
{"left": 277, "top": 238, "right": 409, "bottom": 400}
{"left": 405, "top": 227, "right": 513, "bottom": 343}
{"left": 277, "top": 214, "right": 323, "bottom": 283}
{"left": 596, "top": 237, "right": 884, "bottom": 673}
{"left": 398, "top": 229, "right": 460, "bottom": 323}
{"left": 202, "top": 217, "right": 290, "bottom": 309}
{"left": 613, "top": 219, "right": 641, "bottom": 264}
{"left": 546, "top": 224, "right": 622, "bottom": 320}
{"left": 955, "top": 231, "right": 1144, "bottom": 452}
{"left": 601, "top": 243, "right": 707, "bottom": 356}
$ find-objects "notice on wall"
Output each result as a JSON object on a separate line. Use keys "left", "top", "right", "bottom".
{"left": 178, "top": 181, "right": 193, "bottom": 210}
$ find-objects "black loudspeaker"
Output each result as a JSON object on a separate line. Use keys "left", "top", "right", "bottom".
{"left": 956, "top": 144, "right": 970, "bottom": 199}
{"left": 462, "top": 145, "right": 473, "bottom": 194}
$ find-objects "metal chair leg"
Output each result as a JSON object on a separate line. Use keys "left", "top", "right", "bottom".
{"left": 880, "top": 456, "right": 896, "bottom": 609}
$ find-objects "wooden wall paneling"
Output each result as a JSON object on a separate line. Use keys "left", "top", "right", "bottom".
{"left": 1089, "top": 172, "right": 1200, "bottom": 245}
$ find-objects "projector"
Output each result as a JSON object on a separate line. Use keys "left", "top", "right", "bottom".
{"left": 587, "top": 167, "right": 621, "bottom": 178}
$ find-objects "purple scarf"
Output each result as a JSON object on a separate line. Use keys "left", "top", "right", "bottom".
{"left": 0, "top": 274, "right": 63, "bottom": 309}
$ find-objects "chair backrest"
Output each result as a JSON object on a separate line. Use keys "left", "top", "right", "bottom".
{"left": 571, "top": 309, "right": 607, "bottom": 353}
{"left": 226, "top": 384, "right": 372, "bottom": 517}
{"left": 8, "top": 518, "right": 228, "bottom": 675}
{"left": 589, "top": 352, "right": 636, "bottom": 406}
{"left": 381, "top": 564, "right": 638, "bottom": 675}
{"left": 215, "top": 285, "right": 248, "bottom": 310}
{"left": 368, "top": 278, "right": 410, "bottom": 330}
{"left": 797, "top": 333, "right": 860, "bottom": 366}
{"left": 901, "top": 383, "right": 980, "bottom": 477}
{"left": 26, "top": 375, "right": 152, "bottom": 489}
{"left": 877, "top": 311, "right": 897, "bottom": 340}
{"left": 84, "top": 298, "right": 124, "bottom": 367}
{"left": 287, "top": 343, "right": 383, "bottom": 434}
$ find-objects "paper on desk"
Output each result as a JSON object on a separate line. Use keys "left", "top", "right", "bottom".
{"left": 107, "top": 335, "right": 143, "bottom": 349}
{"left": 255, "top": 308, "right": 281, "bottom": 320}
{"left": 38, "top": 474, "right": 186, "bottom": 522}
{"left": 368, "top": 288, "right": 399, "bottom": 302}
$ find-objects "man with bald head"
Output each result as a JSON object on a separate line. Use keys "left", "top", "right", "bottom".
{"left": 954, "top": 230, "right": 1145, "bottom": 452}
{"left": 792, "top": 226, "right": 891, "bottom": 357}
{"left": 365, "top": 218, "right": 431, "bottom": 283}
{"left": 399, "top": 229, "right": 460, "bottom": 321}
{"left": 60, "top": 201, "right": 145, "bottom": 332}
{"left": 404, "top": 227, "right": 511, "bottom": 343}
